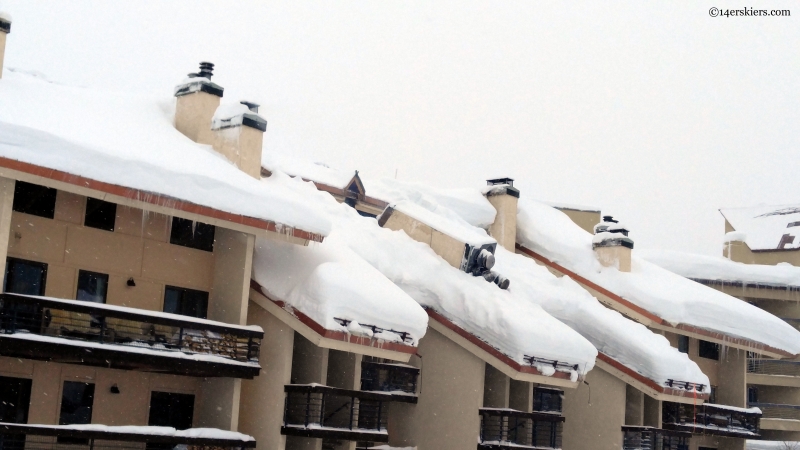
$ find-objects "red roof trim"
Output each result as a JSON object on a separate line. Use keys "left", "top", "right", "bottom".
{"left": 515, "top": 244, "right": 793, "bottom": 358}
{"left": 597, "top": 353, "right": 709, "bottom": 400}
{"left": 424, "top": 307, "right": 574, "bottom": 381}
{"left": 250, "top": 280, "right": 416, "bottom": 355}
{"left": 0, "top": 157, "right": 324, "bottom": 242}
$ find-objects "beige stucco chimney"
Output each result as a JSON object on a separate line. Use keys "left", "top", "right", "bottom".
{"left": 592, "top": 216, "right": 633, "bottom": 272}
{"left": 484, "top": 177, "right": 520, "bottom": 252}
{"left": 174, "top": 62, "right": 224, "bottom": 145}
{"left": 0, "top": 14, "right": 11, "bottom": 79}
{"left": 211, "top": 101, "right": 267, "bottom": 179}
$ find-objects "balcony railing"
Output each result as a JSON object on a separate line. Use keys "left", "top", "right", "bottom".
{"left": 662, "top": 402, "right": 760, "bottom": 438}
{"left": 0, "top": 293, "right": 262, "bottom": 378}
{"left": 282, "top": 384, "right": 390, "bottom": 442}
{"left": 478, "top": 408, "right": 564, "bottom": 449}
{"left": 622, "top": 426, "right": 690, "bottom": 450}
{"left": 749, "top": 403, "right": 800, "bottom": 422}
{"left": 360, "top": 361, "right": 419, "bottom": 402}
{"left": 0, "top": 422, "right": 256, "bottom": 450}
{"left": 748, "top": 359, "right": 800, "bottom": 378}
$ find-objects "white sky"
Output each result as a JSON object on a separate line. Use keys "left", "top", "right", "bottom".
{"left": 2, "top": 1, "right": 798, "bottom": 256}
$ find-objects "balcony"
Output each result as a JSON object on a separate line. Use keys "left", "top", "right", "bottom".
{"left": 662, "top": 402, "right": 760, "bottom": 438}
{"left": 0, "top": 293, "right": 262, "bottom": 378}
{"left": 748, "top": 359, "right": 800, "bottom": 387}
{"left": 478, "top": 408, "right": 565, "bottom": 449}
{"left": 360, "top": 361, "right": 419, "bottom": 403}
{"left": 0, "top": 422, "right": 256, "bottom": 450}
{"left": 622, "top": 426, "right": 690, "bottom": 450}
{"left": 749, "top": 403, "right": 800, "bottom": 431}
{"left": 281, "top": 384, "right": 390, "bottom": 442}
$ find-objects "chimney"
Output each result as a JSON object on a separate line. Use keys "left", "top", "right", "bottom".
{"left": 174, "top": 62, "right": 224, "bottom": 145}
{"left": 0, "top": 13, "right": 11, "bottom": 79}
{"left": 592, "top": 215, "right": 633, "bottom": 272}
{"left": 210, "top": 101, "right": 267, "bottom": 179}
{"left": 484, "top": 177, "right": 520, "bottom": 252}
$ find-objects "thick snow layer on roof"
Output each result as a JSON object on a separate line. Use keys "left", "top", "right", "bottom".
{"left": 493, "top": 247, "right": 709, "bottom": 391}
{"left": 543, "top": 200, "right": 601, "bottom": 213}
{"left": 251, "top": 177, "right": 428, "bottom": 344}
{"left": 0, "top": 70, "right": 330, "bottom": 235}
{"left": 14, "top": 424, "right": 253, "bottom": 441}
{"left": 262, "top": 151, "right": 356, "bottom": 189}
{"left": 517, "top": 199, "right": 800, "bottom": 355}
{"left": 640, "top": 249, "right": 800, "bottom": 288}
{"left": 721, "top": 204, "right": 800, "bottom": 251}
{"left": 391, "top": 200, "right": 496, "bottom": 247}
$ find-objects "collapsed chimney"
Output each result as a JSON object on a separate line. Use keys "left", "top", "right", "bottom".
{"left": 592, "top": 216, "right": 633, "bottom": 272}
{"left": 0, "top": 13, "right": 11, "bottom": 80}
{"left": 211, "top": 101, "right": 267, "bottom": 179}
{"left": 484, "top": 178, "right": 520, "bottom": 252}
{"left": 174, "top": 62, "right": 224, "bottom": 145}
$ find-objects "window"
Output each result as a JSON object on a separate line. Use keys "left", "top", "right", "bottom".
{"left": 0, "top": 376, "right": 32, "bottom": 423}
{"left": 678, "top": 335, "right": 689, "bottom": 354}
{"left": 748, "top": 386, "right": 758, "bottom": 404}
{"left": 59, "top": 381, "right": 95, "bottom": 425}
{"left": 709, "top": 386, "right": 717, "bottom": 404}
{"left": 699, "top": 340, "right": 720, "bottom": 360}
{"left": 12, "top": 181, "right": 57, "bottom": 219}
{"left": 148, "top": 392, "right": 194, "bottom": 429}
{"left": 76, "top": 270, "right": 109, "bottom": 304}
{"left": 533, "top": 387, "right": 563, "bottom": 413}
{"left": 84, "top": 198, "right": 117, "bottom": 231}
{"left": 169, "top": 217, "right": 215, "bottom": 252}
{"left": 4, "top": 258, "right": 47, "bottom": 296}
{"left": 164, "top": 286, "right": 208, "bottom": 319}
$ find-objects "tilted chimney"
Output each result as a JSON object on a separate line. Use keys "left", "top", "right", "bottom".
{"left": 210, "top": 101, "right": 267, "bottom": 179}
{"left": 592, "top": 215, "right": 633, "bottom": 272}
{"left": 174, "top": 62, "right": 224, "bottom": 145}
{"left": 0, "top": 13, "right": 11, "bottom": 79}
{"left": 484, "top": 178, "right": 520, "bottom": 252}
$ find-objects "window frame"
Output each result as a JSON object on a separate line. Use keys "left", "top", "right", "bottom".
{"left": 12, "top": 181, "right": 57, "bottom": 219}
{"left": 84, "top": 197, "right": 117, "bottom": 232}
{"left": 169, "top": 217, "right": 215, "bottom": 252}
{"left": 76, "top": 270, "right": 110, "bottom": 304}
{"left": 4, "top": 257, "right": 48, "bottom": 296}
{"left": 698, "top": 340, "right": 721, "bottom": 361}
{"left": 163, "top": 285, "right": 209, "bottom": 319}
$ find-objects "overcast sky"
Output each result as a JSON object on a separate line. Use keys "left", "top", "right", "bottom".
{"left": 2, "top": 1, "right": 798, "bottom": 256}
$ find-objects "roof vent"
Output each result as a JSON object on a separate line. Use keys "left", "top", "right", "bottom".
{"left": 487, "top": 177, "right": 514, "bottom": 187}
{"left": 240, "top": 101, "right": 260, "bottom": 113}
{"left": 603, "top": 215, "right": 618, "bottom": 223}
{"left": 189, "top": 61, "right": 215, "bottom": 79}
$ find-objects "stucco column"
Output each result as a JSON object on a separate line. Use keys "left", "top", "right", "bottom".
{"left": 0, "top": 177, "right": 15, "bottom": 267}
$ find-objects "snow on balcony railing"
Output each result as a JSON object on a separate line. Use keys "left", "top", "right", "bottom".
{"left": 621, "top": 426, "right": 690, "bottom": 450}
{"left": 0, "top": 293, "right": 262, "bottom": 377}
{"left": 662, "top": 402, "right": 761, "bottom": 438}
{"left": 748, "top": 359, "right": 800, "bottom": 378}
{"left": 749, "top": 403, "right": 800, "bottom": 422}
{"left": 360, "top": 360, "right": 419, "bottom": 402}
{"left": 0, "top": 422, "right": 256, "bottom": 450}
{"left": 478, "top": 408, "right": 564, "bottom": 449}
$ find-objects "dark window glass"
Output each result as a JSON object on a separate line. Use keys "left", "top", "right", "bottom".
{"left": 0, "top": 376, "right": 32, "bottom": 423}
{"left": 59, "top": 381, "right": 95, "bottom": 425}
{"left": 84, "top": 198, "right": 117, "bottom": 232}
{"left": 12, "top": 181, "right": 57, "bottom": 219}
{"left": 4, "top": 258, "right": 47, "bottom": 296}
{"left": 709, "top": 386, "right": 717, "bottom": 404}
{"left": 76, "top": 270, "right": 109, "bottom": 304}
{"left": 148, "top": 392, "right": 194, "bottom": 429}
{"left": 748, "top": 386, "right": 758, "bottom": 404}
{"left": 170, "top": 217, "right": 215, "bottom": 252}
{"left": 699, "top": 340, "right": 720, "bottom": 360}
{"left": 678, "top": 336, "right": 689, "bottom": 354}
{"left": 533, "top": 387, "right": 563, "bottom": 413}
{"left": 164, "top": 286, "right": 208, "bottom": 319}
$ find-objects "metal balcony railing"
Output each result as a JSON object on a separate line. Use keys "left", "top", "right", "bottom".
{"left": 622, "top": 426, "right": 690, "bottom": 450}
{"left": 360, "top": 361, "right": 419, "bottom": 402}
{"left": 0, "top": 422, "right": 256, "bottom": 450}
{"left": 0, "top": 293, "right": 262, "bottom": 378}
{"left": 282, "top": 385, "right": 390, "bottom": 442}
{"left": 748, "top": 359, "right": 800, "bottom": 378}
{"left": 662, "top": 402, "right": 760, "bottom": 438}
{"left": 749, "top": 403, "right": 800, "bottom": 421}
{"left": 478, "top": 408, "right": 564, "bottom": 449}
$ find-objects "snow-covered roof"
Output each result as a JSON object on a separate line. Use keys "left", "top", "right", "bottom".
{"left": 516, "top": 199, "right": 800, "bottom": 356}
{"left": 0, "top": 70, "right": 330, "bottom": 237}
{"left": 7, "top": 423, "right": 254, "bottom": 442}
{"left": 640, "top": 249, "right": 800, "bottom": 289}
{"left": 262, "top": 152, "right": 357, "bottom": 189}
{"left": 543, "top": 201, "right": 601, "bottom": 213}
{"left": 720, "top": 204, "right": 800, "bottom": 251}
{"left": 251, "top": 175, "right": 428, "bottom": 345}
{"left": 746, "top": 441, "right": 798, "bottom": 450}
{"left": 390, "top": 200, "right": 496, "bottom": 247}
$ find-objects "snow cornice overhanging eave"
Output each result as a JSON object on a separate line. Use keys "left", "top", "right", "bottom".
{"left": 515, "top": 243, "right": 795, "bottom": 360}
{"left": 0, "top": 157, "right": 324, "bottom": 242}
{"left": 596, "top": 353, "right": 709, "bottom": 404}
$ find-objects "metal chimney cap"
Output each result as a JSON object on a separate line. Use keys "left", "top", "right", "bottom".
{"left": 602, "top": 215, "right": 618, "bottom": 223}
{"left": 487, "top": 177, "right": 514, "bottom": 187}
{"left": 194, "top": 61, "right": 215, "bottom": 79}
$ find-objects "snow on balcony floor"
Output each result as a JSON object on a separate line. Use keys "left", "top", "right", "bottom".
{"left": 0, "top": 69, "right": 330, "bottom": 236}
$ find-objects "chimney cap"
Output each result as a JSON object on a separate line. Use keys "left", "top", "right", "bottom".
{"left": 0, "top": 12, "right": 11, "bottom": 33}
{"left": 240, "top": 101, "right": 260, "bottom": 113}
{"left": 487, "top": 177, "right": 514, "bottom": 187}
{"left": 603, "top": 215, "right": 618, "bottom": 223}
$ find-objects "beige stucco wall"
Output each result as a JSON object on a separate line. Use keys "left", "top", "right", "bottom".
{"left": 509, "top": 379, "right": 533, "bottom": 412}
{"left": 625, "top": 385, "right": 644, "bottom": 425}
{"left": 0, "top": 30, "right": 6, "bottom": 79}
{"left": 388, "top": 327, "right": 485, "bottom": 450}
{"left": 212, "top": 125, "right": 264, "bottom": 179}
{"left": 486, "top": 194, "right": 517, "bottom": 252}
{"left": 327, "top": 350, "right": 362, "bottom": 390}
{"left": 562, "top": 367, "right": 626, "bottom": 450}
{"left": 0, "top": 356, "right": 203, "bottom": 427}
{"left": 175, "top": 90, "right": 220, "bottom": 145}
{"left": 718, "top": 348, "right": 747, "bottom": 408}
{"left": 240, "top": 302, "right": 295, "bottom": 450}
{"left": 594, "top": 245, "right": 631, "bottom": 272}
{"left": 0, "top": 177, "right": 13, "bottom": 266}
{"left": 557, "top": 208, "right": 601, "bottom": 234}
{"left": 723, "top": 220, "right": 800, "bottom": 266}
{"left": 209, "top": 227, "right": 255, "bottom": 326}
{"left": 690, "top": 434, "right": 744, "bottom": 450}
{"left": 382, "top": 209, "right": 465, "bottom": 269}
{"left": 484, "top": 363, "right": 511, "bottom": 408}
